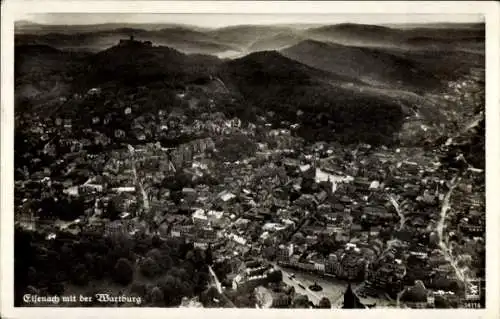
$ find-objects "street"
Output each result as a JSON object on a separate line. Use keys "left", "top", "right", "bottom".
{"left": 274, "top": 263, "right": 355, "bottom": 308}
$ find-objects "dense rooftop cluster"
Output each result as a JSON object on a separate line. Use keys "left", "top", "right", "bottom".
{"left": 14, "top": 34, "right": 485, "bottom": 308}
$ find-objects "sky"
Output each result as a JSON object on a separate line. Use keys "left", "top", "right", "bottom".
{"left": 18, "top": 13, "right": 484, "bottom": 29}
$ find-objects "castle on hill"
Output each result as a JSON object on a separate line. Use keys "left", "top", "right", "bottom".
{"left": 118, "top": 35, "right": 152, "bottom": 47}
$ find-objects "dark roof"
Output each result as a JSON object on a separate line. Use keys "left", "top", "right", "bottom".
{"left": 342, "top": 283, "right": 366, "bottom": 309}
{"left": 401, "top": 281, "right": 428, "bottom": 302}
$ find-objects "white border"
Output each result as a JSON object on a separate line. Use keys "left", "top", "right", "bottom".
{"left": 1, "top": 1, "right": 499, "bottom": 319}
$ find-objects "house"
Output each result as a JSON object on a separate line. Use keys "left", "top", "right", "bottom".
{"left": 314, "top": 260, "right": 326, "bottom": 272}
{"left": 369, "top": 180, "right": 380, "bottom": 190}
{"left": 218, "top": 190, "right": 236, "bottom": 202}
{"left": 105, "top": 220, "right": 130, "bottom": 238}
{"left": 87, "top": 87, "right": 102, "bottom": 96}
{"left": 277, "top": 244, "right": 294, "bottom": 262}
{"left": 272, "top": 292, "right": 292, "bottom": 308}
{"left": 400, "top": 281, "right": 430, "bottom": 309}
{"left": 229, "top": 233, "right": 247, "bottom": 246}
{"left": 326, "top": 254, "right": 339, "bottom": 274}
{"left": 192, "top": 209, "right": 209, "bottom": 227}
{"left": 111, "top": 186, "right": 135, "bottom": 193}
{"left": 316, "top": 190, "right": 328, "bottom": 203}
{"left": 171, "top": 224, "right": 195, "bottom": 238}
{"left": 336, "top": 244, "right": 366, "bottom": 280}
{"left": 182, "top": 188, "right": 197, "bottom": 201}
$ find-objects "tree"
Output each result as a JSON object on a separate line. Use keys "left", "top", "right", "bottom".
{"left": 267, "top": 270, "right": 283, "bottom": 283}
{"left": 293, "top": 294, "right": 310, "bottom": 308}
{"left": 130, "top": 282, "right": 147, "bottom": 296}
{"left": 113, "top": 258, "right": 134, "bottom": 285}
{"left": 318, "top": 297, "right": 332, "bottom": 309}
{"left": 249, "top": 222, "right": 261, "bottom": 242}
{"left": 292, "top": 232, "right": 306, "bottom": 245}
{"left": 205, "top": 244, "right": 213, "bottom": 266}
{"left": 215, "top": 134, "right": 256, "bottom": 162}
{"left": 140, "top": 257, "right": 161, "bottom": 278}
{"left": 149, "top": 286, "right": 165, "bottom": 306}
{"left": 262, "top": 246, "right": 276, "bottom": 260}
{"left": 434, "top": 295, "right": 451, "bottom": 308}
{"left": 27, "top": 266, "right": 37, "bottom": 284}
{"left": 315, "top": 237, "right": 338, "bottom": 257}
{"left": 103, "top": 199, "right": 121, "bottom": 220}
{"left": 159, "top": 275, "right": 182, "bottom": 306}
{"left": 71, "top": 263, "right": 89, "bottom": 286}
{"left": 146, "top": 248, "right": 163, "bottom": 261}
{"left": 300, "top": 178, "right": 315, "bottom": 194}
{"left": 92, "top": 255, "right": 106, "bottom": 279}
{"left": 47, "top": 281, "right": 65, "bottom": 295}
{"left": 200, "top": 286, "right": 219, "bottom": 306}
{"left": 233, "top": 292, "right": 256, "bottom": 308}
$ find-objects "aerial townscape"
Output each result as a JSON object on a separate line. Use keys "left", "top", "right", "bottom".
{"left": 13, "top": 15, "right": 485, "bottom": 309}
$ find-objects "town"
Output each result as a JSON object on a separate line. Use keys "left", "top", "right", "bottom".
{"left": 14, "top": 58, "right": 485, "bottom": 308}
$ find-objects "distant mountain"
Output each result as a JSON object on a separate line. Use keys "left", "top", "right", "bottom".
{"left": 385, "top": 22, "right": 485, "bottom": 30}
{"left": 15, "top": 21, "right": 486, "bottom": 56}
{"left": 247, "top": 31, "right": 306, "bottom": 52}
{"left": 14, "top": 20, "right": 485, "bottom": 147}
{"left": 388, "top": 48, "right": 485, "bottom": 80}
{"left": 305, "top": 23, "right": 401, "bottom": 46}
{"left": 207, "top": 25, "right": 294, "bottom": 49}
{"left": 15, "top": 27, "right": 239, "bottom": 55}
{"left": 304, "top": 22, "right": 485, "bottom": 51}
{"left": 219, "top": 50, "right": 406, "bottom": 145}
{"left": 281, "top": 39, "right": 443, "bottom": 92}
{"left": 146, "top": 27, "right": 239, "bottom": 54}
{"left": 14, "top": 21, "right": 210, "bottom": 34}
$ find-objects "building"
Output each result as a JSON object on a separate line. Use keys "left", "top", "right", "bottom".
{"left": 105, "top": 220, "right": 130, "bottom": 238}
{"left": 16, "top": 211, "right": 38, "bottom": 231}
{"left": 278, "top": 244, "right": 294, "bottom": 262}
{"left": 400, "top": 281, "right": 430, "bottom": 309}
{"left": 232, "top": 262, "right": 274, "bottom": 291}
{"left": 342, "top": 283, "right": 366, "bottom": 309}
{"left": 171, "top": 224, "right": 195, "bottom": 238}
{"left": 206, "top": 210, "right": 224, "bottom": 227}
{"left": 272, "top": 293, "right": 292, "bottom": 308}
{"left": 314, "top": 261, "right": 326, "bottom": 273}
{"left": 118, "top": 35, "right": 153, "bottom": 47}
{"left": 182, "top": 188, "right": 197, "bottom": 202}
{"left": 336, "top": 244, "right": 366, "bottom": 280}
{"left": 326, "top": 254, "right": 339, "bottom": 275}
{"left": 192, "top": 209, "right": 209, "bottom": 227}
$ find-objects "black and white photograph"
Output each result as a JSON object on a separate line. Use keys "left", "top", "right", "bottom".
{"left": 1, "top": 1, "right": 499, "bottom": 318}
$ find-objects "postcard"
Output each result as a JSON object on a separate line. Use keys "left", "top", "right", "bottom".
{"left": 1, "top": 1, "right": 499, "bottom": 319}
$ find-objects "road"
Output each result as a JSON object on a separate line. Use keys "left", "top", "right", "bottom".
{"left": 462, "top": 112, "right": 484, "bottom": 134}
{"left": 377, "top": 238, "right": 400, "bottom": 262}
{"left": 127, "top": 145, "right": 150, "bottom": 213}
{"left": 436, "top": 176, "right": 467, "bottom": 283}
{"left": 208, "top": 266, "right": 223, "bottom": 294}
{"left": 278, "top": 267, "right": 323, "bottom": 305}
{"left": 207, "top": 265, "right": 236, "bottom": 307}
{"left": 395, "top": 288, "right": 406, "bottom": 308}
{"left": 273, "top": 263, "right": 359, "bottom": 308}
{"left": 275, "top": 266, "right": 387, "bottom": 309}
{"left": 388, "top": 195, "right": 405, "bottom": 230}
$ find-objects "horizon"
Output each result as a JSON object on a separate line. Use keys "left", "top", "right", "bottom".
{"left": 16, "top": 13, "right": 484, "bottom": 29}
